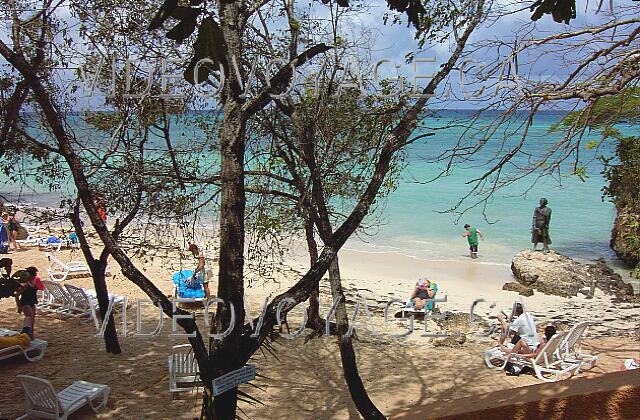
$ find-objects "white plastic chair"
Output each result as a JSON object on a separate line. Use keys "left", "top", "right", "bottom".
{"left": 45, "top": 253, "right": 91, "bottom": 282}
{"left": 0, "top": 329, "right": 47, "bottom": 362}
{"left": 560, "top": 321, "right": 598, "bottom": 370}
{"left": 81, "top": 288, "right": 126, "bottom": 306}
{"left": 63, "top": 284, "right": 100, "bottom": 324}
{"left": 40, "top": 281, "right": 89, "bottom": 319}
{"left": 168, "top": 344, "right": 201, "bottom": 399}
{"left": 16, "top": 236, "right": 48, "bottom": 248}
{"left": 16, "top": 375, "right": 109, "bottom": 420}
{"left": 484, "top": 331, "right": 581, "bottom": 382}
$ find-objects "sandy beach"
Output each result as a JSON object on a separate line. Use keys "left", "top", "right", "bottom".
{"left": 1, "top": 239, "right": 639, "bottom": 419}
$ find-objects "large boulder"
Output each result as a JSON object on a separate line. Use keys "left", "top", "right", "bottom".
{"left": 511, "top": 250, "right": 637, "bottom": 301}
{"left": 610, "top": 206, "right": 640, "bottom": 279}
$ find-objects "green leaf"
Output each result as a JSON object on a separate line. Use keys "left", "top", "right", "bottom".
{"left": 586, "top": 140, "right": 599, "bottom": 150}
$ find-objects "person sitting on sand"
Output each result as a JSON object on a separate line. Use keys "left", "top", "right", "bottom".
{"left": 410, "top": 278, "right": 438, "bottom": 311}
{"left": 497, "top": 303, "right": 537, "bottom": 348}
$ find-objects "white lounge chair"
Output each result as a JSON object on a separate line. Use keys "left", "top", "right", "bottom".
{"left": 16, "top": 375, "right": 109, "bottom": 420}
{"left": 0, "top": 329, "right": 47, "bottom": 362}
{"left": 45, "top": 253, "right": 91, "bottom": 282}
{"left": 16, "top": 236, "right": 48, "bottom": 248}
{"left": 484, "top": 331, "right": 581, "bottom": 382}
{"left": 40, "top": 281, "right": 90, "bottom": 320}
{"left": 63, "top": 284, "right": 100, "bottom": 324}
{"left": 39, "top": 281, "right": 72, "bottom": 314}
{"left": 168, "top": 344, "right": 201, "bottom": 399}
{"left": 82, "top": 288, "right": 126, "bottom": 305}
{"left": 560, "top": 321, "right": 598, "bottom": 370}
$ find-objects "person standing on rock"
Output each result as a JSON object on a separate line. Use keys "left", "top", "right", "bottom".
{"left": 531, "top": 198, "right": 552, "bottom": 253}
{"left": 463, "top": 224, "right": 484, "bottom": 259}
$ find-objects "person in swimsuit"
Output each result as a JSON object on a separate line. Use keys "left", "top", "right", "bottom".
{"left": 8, "top": 214, "right": 21, "bottom": 251}
{"left": 15, "top": 266, "right": 39, "bottom": 336}
{"left": 410, "top": 278, "right": 437, "bottom": 311}
{"left": 188, "top": 244, "right": 211, "bottom": 299}
{"left": 2, "top": 213, "right": 20, "bottom": 251}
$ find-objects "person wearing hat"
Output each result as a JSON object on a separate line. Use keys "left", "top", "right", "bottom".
{"left": 410, "top": 278, "right": 438, "bottom": 311}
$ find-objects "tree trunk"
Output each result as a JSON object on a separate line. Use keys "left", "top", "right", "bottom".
{"left": 70, "top": 208, "right": 121, "bottom": 355}
{"left": 90, "top": 259, "right": 121, "bottom": 354}
{"left": 207, "top": 101, "right": 247, "bottom": 419}
{"left": 0, "top": 49, "right": 213, "bottom": 412}
{"left": 304, "top": 217, "right": 323, "bottom": 330}
{"left": 327, "top": 257, "right": 386, "bottom": 419}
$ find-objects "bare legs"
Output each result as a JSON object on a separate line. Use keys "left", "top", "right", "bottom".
{"left": 533, "top": 242, "right": 550, "bottom": 253}
{"left": 9, "top": 231, "right": 20, "bottom": 251}
{"left": 413, "top": 297, "right": 425, "bottom": 310}
{"left": 497, "top": 313, "right": 510, "bottom": 345}
{"left": 499, "top": 338, "right": 532, "bottom": 355}
{"left": 21, "top": 304, "right": 35, "bottom": 334}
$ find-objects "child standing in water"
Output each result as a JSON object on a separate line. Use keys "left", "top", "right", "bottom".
{"left": 463, "top": 224, "right": 484, "bottom": 259}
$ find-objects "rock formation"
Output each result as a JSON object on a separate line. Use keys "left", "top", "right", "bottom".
{"left": 610, "top": 206, "right": 640, "bottom": 279}
{"left": 502, "top": 281, "right": 534, "bottom": 296}
{"left": 510, "top": 250, "right": 637, "bottom": 302}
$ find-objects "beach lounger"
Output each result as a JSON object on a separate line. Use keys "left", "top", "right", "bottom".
{"left": 79, "top": 287, "right": 126, "bottom": 305}
{"left": 16, "top": 375, "right": 109, "bottom": 420}
{"left": 40, "top": 281, "right": 90, "bottom": 319}
{"left": 16, "top": 236, "right": 48, "bottom": 248}
{"left": 63, "top": 284, "right": 100, "bottom": 323}
{"left": 46, "top": 253, "right": 91, "bottom": 282}
{"left": 484, "top": 331, "right": 580, "bottom": 382}
{"left": 560, "top": 321, "right": 598, "bottom": 370}
{"left": 0, "top": 329, "right": 47, "bottom": 362}
{"left": 168, "top": 344, "right": 201, "bottom": 399}
{"left": 172, "top": 270, "right": 206, "bottom": 302}
{"left": 39, "top": 281, "right": 72, "bottom": 314}
{"left": 64, "top": 284, "right": 125, "bottom": 324}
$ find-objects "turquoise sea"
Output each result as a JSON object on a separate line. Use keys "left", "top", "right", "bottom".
{"left": 342, "top": 110, "right": 623, "bottom": 266}
{"left": 1, "top": 110, "right": 629, "bottom": 268}
{"left": 342, "top": 111, "right": 631, "bottom": 263}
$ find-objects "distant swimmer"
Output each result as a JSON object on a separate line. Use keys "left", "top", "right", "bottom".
{"left": 463, "top": 224, "right": 484, "bottom": 259}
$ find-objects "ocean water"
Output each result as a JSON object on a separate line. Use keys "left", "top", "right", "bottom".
{"left": 343, "top": 110, "right": 622, "bottom": 266}
{"left": 1, "top": 110, "right": 627, "bottom": 268}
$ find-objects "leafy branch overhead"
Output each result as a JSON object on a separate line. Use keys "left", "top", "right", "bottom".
{"left": 148, "top": 0, "right": 433, "bottom": 86}
{"left": 530, "top": 0, "right": 576, "bottom": 24}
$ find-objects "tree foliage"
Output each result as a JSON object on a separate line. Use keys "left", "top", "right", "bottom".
{"left": 557, "top": 88, "right": 640, "bottom": 276}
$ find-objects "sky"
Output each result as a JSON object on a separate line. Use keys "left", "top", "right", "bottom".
{"left": 0, "top": 0, "right": 637, "bottom": 110}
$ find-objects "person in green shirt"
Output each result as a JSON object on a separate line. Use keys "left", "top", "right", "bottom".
{"left": 463, "top": 224, "right": 484, "bottom": 259}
